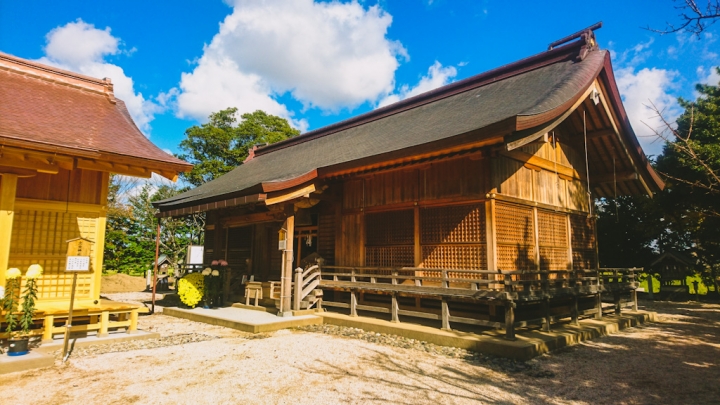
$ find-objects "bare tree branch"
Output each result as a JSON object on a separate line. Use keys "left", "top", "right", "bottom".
{"left": 645, "top": 0, "right": 720, "bottom": 36}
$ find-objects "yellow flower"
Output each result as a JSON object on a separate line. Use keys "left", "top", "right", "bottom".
{"left": 178, "top": 273, "right": 204, "bottom": 308}
{"left": 26, "top": 264, "right": 43, "bottom": 279}
{"left": 5, "top": 268, "right": 21, "bottom": 279}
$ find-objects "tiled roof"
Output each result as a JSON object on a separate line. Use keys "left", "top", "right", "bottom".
{"left": 157, "top": 40, "right": 604, "bottom": 210}
{"left": 0, "top": 52, "right": 190, "bottom": 170}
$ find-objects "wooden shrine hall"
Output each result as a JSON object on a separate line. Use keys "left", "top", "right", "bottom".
{"left": 155, "top": 27, "right": 663, "bottom": 337}
{"left": 0, "top": 52, "right": 191, "bottom": 339}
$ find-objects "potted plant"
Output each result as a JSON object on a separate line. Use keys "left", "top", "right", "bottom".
{"left": 3, "top": 264, "right": 42, "bottom": 356}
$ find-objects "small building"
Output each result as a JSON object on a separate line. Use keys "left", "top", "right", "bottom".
{"left": 649, "top": 251, "right": 695, "bottom": 298}
{"left": 155, "top": 28, "right": 662, "bottom": 334}
{"left": 0, "top": 51, "right": 191, "bottom": 308}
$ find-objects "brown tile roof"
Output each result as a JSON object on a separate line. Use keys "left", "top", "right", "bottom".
{"left": 0, "top": 52, "right": 190, "bottom": 172}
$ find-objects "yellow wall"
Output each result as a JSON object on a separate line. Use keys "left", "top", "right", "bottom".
{"left": 6, "top": 170, "right": 108, "bottom": 305}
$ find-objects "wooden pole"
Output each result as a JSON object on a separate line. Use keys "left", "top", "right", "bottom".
{"left": 571, "top": 295, "right": 579, "bottom": 326}
{"left": 62, "top": 272, "right": 78, "bottom": 362}
{"left": 0, "top": 174, "right": 18, "bottom": 288}
{"left": 441, "top": 298, "right": 450, "bottom": 330}
{"left": 152, "top": 221, "right": 160, "bottom": 314}
{"left": 504, "top": 301, "right": 515, "bottom": 340}
{"left": 280, "top": 215, "right": 294, "bottom": 316}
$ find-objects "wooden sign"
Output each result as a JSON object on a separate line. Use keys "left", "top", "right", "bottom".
{"left": 66, "top": 256, "right": 90, "bottom": 272}
{"left": 66, "top": 237, "right": 93, "bottom": 256}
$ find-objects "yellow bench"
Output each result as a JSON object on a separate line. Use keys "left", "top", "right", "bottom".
{"left": 6, "top": 300, "right": 149, "bottom": 342}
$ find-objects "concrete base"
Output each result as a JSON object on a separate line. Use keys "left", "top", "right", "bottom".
{"left": 232, "top": 303, "right": 279, "bottom": 314}
{"left": 320, "top": 311, "right": 657, "bottom": 360}
{"left": 0, "top": 351, "right": 54, "bottom": 375}
{"left": 163, "top": 307, "right": 322, "bottom": 333}
{"left": 36, "top": 330, "right": 161, "bottom": 353}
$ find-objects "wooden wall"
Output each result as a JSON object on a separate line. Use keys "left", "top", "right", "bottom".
{"left": 331, "top": 156, "right": 490, "bottom": 269}
{"left": 7, "top": 168, "right": 108, "bottom": 303}
{"left": 326, "top": 140, "right": 598, "bottom": 272}
{"left": 16, "top": 168, "right": 104, "bottom": 205}
{"left": 493, "top": 140, "right": 590, "bottom": 212}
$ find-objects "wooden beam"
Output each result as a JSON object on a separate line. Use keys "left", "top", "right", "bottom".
{"left": 0, "top": 154, "right": 59, "bottom": 174}
{"left": 77, "top": 158, "right": 151, "bottom": 178}
{"left": 265, "top": 184, "right": 316, "bottom": 206}
{"left": 590, "top": 171, "right": 638, "bottom": 184}
{"left": 501, "top": 150, "right": 581, "bottom": 179}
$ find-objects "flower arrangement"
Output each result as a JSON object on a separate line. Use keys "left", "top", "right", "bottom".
{"left": 202, "top": 267, "right": 222, "bottom": 307}
{"left": 3, "top": 268, "right": 22, "bottom": 335}
{"left": 3, "top": 264, "right": 42, "bottom": 338}
{"left": 178, "top": 272, "right": 204, "bottom": 308}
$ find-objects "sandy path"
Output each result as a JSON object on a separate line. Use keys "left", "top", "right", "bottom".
{"left": 2, "top": 300, "right": 718, "bottom": 405}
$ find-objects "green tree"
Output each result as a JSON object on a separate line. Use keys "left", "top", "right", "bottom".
{"left": 177, "top": 108, "right": 300, "bottom": 186}
{"left": 654, "top": 72, "right": 720, "bottom": 292}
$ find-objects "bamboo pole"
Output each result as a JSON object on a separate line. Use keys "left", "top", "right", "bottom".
{"left": 62, "top": 272, "right": 78, "bottom": 362}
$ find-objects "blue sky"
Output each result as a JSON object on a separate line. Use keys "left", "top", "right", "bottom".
{"left": 1, "top": 0, "right": 718, "bottom": 159}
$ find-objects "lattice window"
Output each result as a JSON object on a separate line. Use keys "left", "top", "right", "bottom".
{"left": 495, "top": 202, "right": 536, "bottom": 270}
{"left": 317, "top": 213, "right": 336, "bottom": 265}
{"left": 573, "top": 250, "right": 597, "bottom": 270}
{"left": 570, "top": 214, "right": 596, "bottom": 249}
{"left": 366, "top": 246, "right": 414, "bottom": 267}
{"left": 9, "top": 210, "right": 97, "bottom": 300}
{"left": 537, "top": 209, "right": 569, "bottom": 270}
{"left": 495, "top": 202, "right": 534, "bottom": 246}
{"left": 421, "top": 204, "right": 486, "bottom": 244}
{"left": 365, "top": 209, "right": 414, "bottom": 246}
{"left": 497, "top": 245, "right": 536, "bottom": 271}
{"left": 421, "top": 245, "right": 486, "bottom": 270}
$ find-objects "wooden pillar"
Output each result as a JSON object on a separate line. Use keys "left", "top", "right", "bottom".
{"left": 486, "top": 199, "right": 497, "bottom": 272}
{"left": 294, "top": 267, "right": 302, "bottom": 311}
{"left": 413, "top": 206, "right": 421, "bottom": 266}
{"left": 98, "top": 311, "right": 110, "bottom": 337}
{"left": 504, "top": 301, "right": 515, "bottom": 340}
{"left": 280, "top": 215, "right": 294, "bottom": 316}
{"left": 614, "top": 291, "right": 621, "bottom": 315}
{"left": 632, "top": 289, "right": 638, "bottom": 311}
{"left": 441, "top": 298, "right": 450, "bottom": 330}
{"left": 350, "top": 290, "right": 358, "bottom": 317}
{"left": 596, "top": 292, "right": 603, "bottom": 319}
{"left": 91, "top": 172, "right": 110, "bottom": 301}
{"left": 128, "top": 309, "right": 139, "bottom": 334}
{"left": 571, "top": 295, "right": 579, "bottom": 326}
{"left": 0, "top": 174, "right": 18, "bottom": 288}
{"left": 43, "top": 315, "right": 55, "bottom": 342}
{"left": 543, "top": 297, "right": 551, "bottom": 332}
{"left": 391, "top": 293, "right": 399, "bottom": 323}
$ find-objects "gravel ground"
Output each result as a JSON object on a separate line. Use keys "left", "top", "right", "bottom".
{"left": 1, "top": 299, "right": 718, "bottom": 405}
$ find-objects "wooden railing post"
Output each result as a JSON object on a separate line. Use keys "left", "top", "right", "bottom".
{"left": 294, "top": 268, "right": 302, "bottom": 311}
{"left": 571, "top": 295, "right": 579, "bottom": 326}
{"left": 596, "top": 292, "right": 603, "bottom": 319}
{"left": 542, "top": 297, "right": 551, "bottom": 332}
{"left": 392, "top": 269, "right": 398, "bottom": 285}
{"left": 350, "top": 290, "right": 358, "bottom": 317}
{"left": 442, "top": 269, "right": 448, "bottom": 289}
{"left": 504, "top": 300, "right": 515, "bottom": 340}
{"left": 441, "top": 298, "right": 450, "bottom": 330}
{"left": 503, "top": 273, "right": 513, "bottom": 293}
{"left": 391, "top": 293, "right": 399, "bottom": 323}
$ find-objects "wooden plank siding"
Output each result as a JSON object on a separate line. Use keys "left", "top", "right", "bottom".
{"left": 330, "top": 142, "right": 594, "bottom": 277}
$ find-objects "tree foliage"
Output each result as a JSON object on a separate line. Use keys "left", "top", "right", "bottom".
{"left": 598, "top": 73, "right": 720, "bottom": 292}
{"left": 103, "top": 177, "right": 204, "bottom": 275}
{"left": 177, "top": 108, "right": 300, "bottom": 187}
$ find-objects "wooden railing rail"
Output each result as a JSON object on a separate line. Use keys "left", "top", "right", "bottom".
{"left": 293, "top": 264, "right": 322, "bottom": 311}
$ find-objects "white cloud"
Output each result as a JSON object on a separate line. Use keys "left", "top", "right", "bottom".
{"left": 699, "top": 66, "right": 720, "bottom": 85}
{"left": 38, "top": 19, "right": 158, "bottom": 133}
{"left": 377, "top": 61, "right": 457, "bottom": 108}
{"left": 615, "top": 66, "right": 680, "bottom": 157}
{"left": 175, "top": 0, "right": 405, "bottom": 126}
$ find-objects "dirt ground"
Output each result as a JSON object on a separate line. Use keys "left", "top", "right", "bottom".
{"left": 100, "top": 274, "right": 148, "bottom": 293}
{"left": 2, "top": 300, "right": 718, "bottom": 405}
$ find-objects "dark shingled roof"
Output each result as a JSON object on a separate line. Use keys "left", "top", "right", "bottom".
{"left": 155, "top": 41, "right": 618, "bottom": 211}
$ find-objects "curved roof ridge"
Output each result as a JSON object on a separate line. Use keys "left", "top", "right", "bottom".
{"left": 253, "top": 38, "right": 587, "bottom": 158}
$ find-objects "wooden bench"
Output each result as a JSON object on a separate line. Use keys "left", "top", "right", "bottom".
{"left": 38, "top": 300, "right": 148, "bottom": 342}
